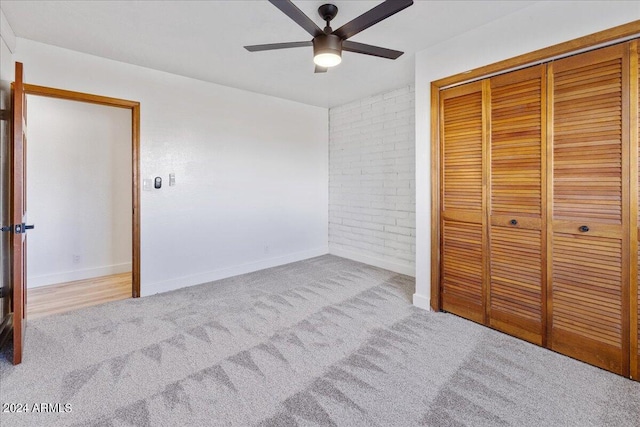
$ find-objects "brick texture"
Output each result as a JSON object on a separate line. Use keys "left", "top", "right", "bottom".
{"left": 329, "top": 85, "right": 415, "bottom": 273}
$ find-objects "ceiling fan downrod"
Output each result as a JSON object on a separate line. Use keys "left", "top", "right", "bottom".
{"left": 318, "top": 3, "right": 339, "bottom": 34}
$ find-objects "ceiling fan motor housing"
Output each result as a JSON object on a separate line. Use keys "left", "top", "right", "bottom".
{"left": 313, "top": 34, "right": 342, "bottom": 57}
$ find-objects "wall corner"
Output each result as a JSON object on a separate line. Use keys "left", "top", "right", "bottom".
{"left": 412, "top": 292, "right": 431, "bottom": 311}
{"left": 0, "top": 9, "right": 17, "bottom": 53}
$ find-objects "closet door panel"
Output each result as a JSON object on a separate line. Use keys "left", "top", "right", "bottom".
{"left": 552, "top": 47, "right": 625, "bottom": 225}
{"left": 440, "top": 81, "right": 486, "bottom": 322}
{"left": 490, "top": 226, "right": 543, "bottom": 344}
{"left": 489, "top": 65, "right": 545, "bottom": 344}
{"left": 490, "top": 66, "right": 544, "bottom": 217}
{"left": 442, "top": 220, "right": 484, "bottom": 323}
{"left": 551, "top": 233, "right": 624, "bottom": 373}
{"left": 549, "top": 43, "right": 629, "bottom": 375}
{"left": 442, "top": 84, "right": 483, "bottom": 217}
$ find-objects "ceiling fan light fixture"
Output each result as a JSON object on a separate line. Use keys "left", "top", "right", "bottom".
{"left": 313, "top": 34, "right": 342, "bottom": 67}
{"left": 314, "top": 52, "right": 342, "bottom": 67}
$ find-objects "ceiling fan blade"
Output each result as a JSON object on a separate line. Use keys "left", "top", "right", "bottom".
{"left": 269, "top": 0, "right": 323, "bottom": 37}
{"left": 314, "top": 65, "right": 328, "bottom": 73}
{"left": 342, "top": 40, "right": 403, "bottom": 60}
{"left": 333, "top": 0, "right": 413, "bottom": 40}
{"left": 244, "top": 41, "right": 312, "bottom": 52}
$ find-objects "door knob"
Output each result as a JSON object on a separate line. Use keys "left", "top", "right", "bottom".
{"left": 12, "top": 223, "right": 35, "bottom": 234}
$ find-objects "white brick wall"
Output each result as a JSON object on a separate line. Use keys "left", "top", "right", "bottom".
{"left": 329, "top": 85, "right": 415, "bottom": 275}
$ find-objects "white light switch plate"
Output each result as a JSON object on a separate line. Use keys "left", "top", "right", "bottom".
{"left": 169, "top": 173, "right": 176, "bottom": 186}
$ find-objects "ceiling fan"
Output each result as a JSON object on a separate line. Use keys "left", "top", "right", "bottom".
{"left": 244, "top": 0, "right": 414, "bottom": 73}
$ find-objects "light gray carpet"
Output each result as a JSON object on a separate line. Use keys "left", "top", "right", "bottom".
{"left": 0, "top": 255, "right": 638, "bottom": 426}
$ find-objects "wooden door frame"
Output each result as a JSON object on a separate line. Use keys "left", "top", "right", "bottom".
{"left": 430, "top": 20, "right": 640, "bottom": 312}
{"left": 630, "top": 39, "right": 639, "bottom": 381}
{"left": 23, "top": 84, "right": 141, "bottom": 298}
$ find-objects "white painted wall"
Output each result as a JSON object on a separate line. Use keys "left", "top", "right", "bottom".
{"left": 13, "top": 38, "right": 328, "bottom": 296}
{"left": 329, "top": 85, "right": 415, "bottom": 276}
{"left": 413, "top": 1, "right": 640, "bottom": 310}
{"left": 26, "top": 96, "right": 132, "bottom": 288}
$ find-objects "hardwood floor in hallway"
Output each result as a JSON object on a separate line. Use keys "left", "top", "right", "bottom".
{"left": 27, "top": 273, "right": 132, "bottom": 319}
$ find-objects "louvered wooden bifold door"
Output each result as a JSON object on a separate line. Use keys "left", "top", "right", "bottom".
{"left": 548, "top": 43, "right": 630, "bottom": 375}
{"left": 488, "top": 65, "right": 546, "bottom": 345}
{"left": 440, "top": 81, "right": 486, "bottom": 323}
{"left": 438, "top": 39, "right": 640, "bottom": 379}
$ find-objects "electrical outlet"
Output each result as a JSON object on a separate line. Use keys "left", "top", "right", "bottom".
{"left": 73, "top": 254, "right": 81, "bottom": 264}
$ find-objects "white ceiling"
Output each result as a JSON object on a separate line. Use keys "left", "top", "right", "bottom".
{"left": 1, "top": 1, "right": 539, "bottom": 108}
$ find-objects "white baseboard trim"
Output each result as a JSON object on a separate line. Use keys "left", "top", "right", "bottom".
{"left": 412, "top": 292, "right": 431, "bottom": 311}
{"left": 142, "top": 246, "right": 329, "bottom": 297}
{"left": 328, "top": 248, "right": 415, "bottom": 277}
{"left": 28, "top": 262, "right": 133, "bottom": 288}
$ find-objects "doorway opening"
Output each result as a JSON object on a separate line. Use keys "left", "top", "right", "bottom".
{"left": 23, "top": 84, "right": 140, "bottom": 318}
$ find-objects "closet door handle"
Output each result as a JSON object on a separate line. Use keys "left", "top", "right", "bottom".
{"left": 510, "top": 219, "right": 518, "bottom": 226}
{"left": 579, "top": 225, "right": 589, "bottom": 232}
